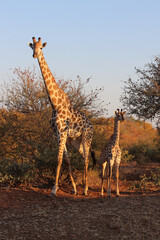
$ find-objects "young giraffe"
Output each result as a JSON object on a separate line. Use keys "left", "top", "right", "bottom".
{"left": 100, "top": 109, "right": 126, "bottom": 197}
{"left": 29, "top": 37, "right": 94, "bottom": 196}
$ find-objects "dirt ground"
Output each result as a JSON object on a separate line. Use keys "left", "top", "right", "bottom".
{"left": 0, "top": 163, "right": 160, "bottom": 240}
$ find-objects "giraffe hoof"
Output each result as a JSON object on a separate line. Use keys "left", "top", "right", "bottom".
{"left": 84, "top": 189, "right": 88, "bottom": 196}
{"left": 51, "top": 186, "right": 58, "bottom": 196}
{"left": 51, "top": 191, "right": 57, "bottom": 196}
{"left": 73, "top": 190, "right": 77, "bottom": 195}
{"left": 51, "top": 193, "right": 56, "bottom": 197}
{"left": 100, "top": 191, "right": 104, "bottom": 197}
{"left": 83, "top": 192, "right": 88, "bottom": 196}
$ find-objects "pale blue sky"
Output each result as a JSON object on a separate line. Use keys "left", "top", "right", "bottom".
{"left": 0, "top": 0, "right": 160, "bottom": 116}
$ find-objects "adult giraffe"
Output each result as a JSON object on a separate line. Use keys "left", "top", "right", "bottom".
{"left": 29, "top": 37, "right": 94, "bottom": 196}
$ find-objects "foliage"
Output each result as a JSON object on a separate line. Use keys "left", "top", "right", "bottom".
{"left": 0, "top": 108, "right": 58, "bottom": 183}
{"left": 121, "top": 57, "right": 160, "bottom": 132}
{"left": 121, "top": 149, "right": 134, "bottom": 163}
{"left": 92, "top": 116, "right": 159, "bottom": 164}
{"left": 0, "top": 158, "right": 33, "bottom": 186}
{"left": 58, "top": 75, "right": 107, "bottom": 118}
{"left": 2, "top": 68, "right": 105, "bottom": 117}
{"left": 0, "top": 67, "right": 160, "bottom": 187}
{"left": 3, "top": 67, "right": 48, "bottom": 112}
{"left": 134, "top": 169, "right": 160, "bottom": 191}
{"left": 129, "top": 142, "right": 160, "bottom": 164}
{"left": 90, "top": 117, "right": 113, "bottom": 162}
{"left": 121, "top": 118, "right": 160, "bottom": 164}
{"left": 0, "top": 67, "right": 105, "bottom": 185}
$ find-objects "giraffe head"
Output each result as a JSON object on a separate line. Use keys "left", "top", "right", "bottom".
{"left": 115, "top": 109, "right": 126, "bottom": 121}
{"left": 28, "top": 37, "right": 47, "bottom": 58}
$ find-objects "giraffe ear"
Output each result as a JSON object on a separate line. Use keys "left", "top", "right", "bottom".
{"left": 123, "top": 111, "right": 126, "bottom": 115}
{"left": 42, "top": 42, "right": 47, "bottom": 48}
{"left": 115, "top": 111, "right": 117, "bottom": 115}
{"left": 28, "top": 43, "right": 33, "bottom": 49}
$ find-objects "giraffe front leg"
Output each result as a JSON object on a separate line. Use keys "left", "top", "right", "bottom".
{"left": 51, "top": 133, "right": 67, "bottom": 196}
{"left": 83, "top": 160, "right": 89, "bottom": 195}
{"left": 51, "top": 156, "right": 62, "bottom": 196}
{"left": 107, "top": 162, "right": 113, "bottom": 197}
{"left": 101, "top": 162, "right": 107, "bottom": 197}
{"left": 116, "top": 151, "right": 121, "bottom": 197}
{"left": 116, "top": 164, "right": 120, "bottom": 197}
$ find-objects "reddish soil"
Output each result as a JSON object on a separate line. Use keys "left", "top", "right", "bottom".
{"left": 0, "top": 163, "right": 160, "bottom": 240}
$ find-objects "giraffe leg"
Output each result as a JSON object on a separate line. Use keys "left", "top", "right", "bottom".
{"left": 116, "top": 150, "right": 121, "bottom": 197}
{"left": 51, "top": 133, "right": 67, "bottom": 196}
{"left": 107, "top": 161, "right": 113, "bottom": 197}
{"left": 101, "top": 162, "right": 107, "bottom": 197}
{"left": 83, "top": 147, "right": 89, "bottom": 196}
{"left": 70, "top": 138, "right": 84, "bottom": 157}
{"left": 82, "top": 130, "right": 92, "bottom": 196}
{"left": 63, "top": 147, "right": 77, "bottom": 195}
{"left": 116, "top": 163, "right": 120, "bottom": 197}
{"left": 70, "top": 138, "right": 86, "bottom": 186}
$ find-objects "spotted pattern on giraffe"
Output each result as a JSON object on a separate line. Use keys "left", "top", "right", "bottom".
{"left": 100, "top": 109, "right": 126, "bottom": 197}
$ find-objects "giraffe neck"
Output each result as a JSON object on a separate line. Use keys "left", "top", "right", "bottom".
{"left": 37, "top": 51, "right": 70, "bottom": 111}
{"left": 111, "top": 118, "right": 120, "bottom": 145}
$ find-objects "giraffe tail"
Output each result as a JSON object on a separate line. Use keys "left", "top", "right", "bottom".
{"left": 90, "top": 149, "right": 97, "bottom": 169}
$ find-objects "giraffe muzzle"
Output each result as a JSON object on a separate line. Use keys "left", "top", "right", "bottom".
{"left": 33, "top": 53, "right": 37, "bottom": 58}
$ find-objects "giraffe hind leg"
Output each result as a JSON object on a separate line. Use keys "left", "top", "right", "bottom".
{"left": 70, "top": 138, "right": 84, "bottom": 157}
{"left": 63, "top": 147, "right": 77, "bottom": 195}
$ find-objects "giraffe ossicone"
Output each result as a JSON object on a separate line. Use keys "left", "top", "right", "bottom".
{"left": 100, "top": 109, "right": 126, "bottom": 197}
{"left": 29, "top": 37, "right": 94, "bottom": 196}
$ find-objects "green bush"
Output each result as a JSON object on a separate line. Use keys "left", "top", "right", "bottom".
{"left": 0, "top": 158, "right": 34, "bottom": 186}
{"left": 133, "top": 169, "right": 160, "bottom": 191}
{"left": 129, "top": 143, "right": 160, "bottom": 164}
{"left": 121, "top": 148, "right": 134, "bottom": 163}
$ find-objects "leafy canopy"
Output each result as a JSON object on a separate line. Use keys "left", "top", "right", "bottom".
{"left": 121, "top": 57, "right": 160, "bottom": 132}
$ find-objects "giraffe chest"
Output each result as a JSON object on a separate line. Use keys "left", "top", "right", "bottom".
{"left": 101, "top": 144, "right": 119, "bottom": 162}
{"left": 107, "top": 144, "right": 118, "bottom": 157}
